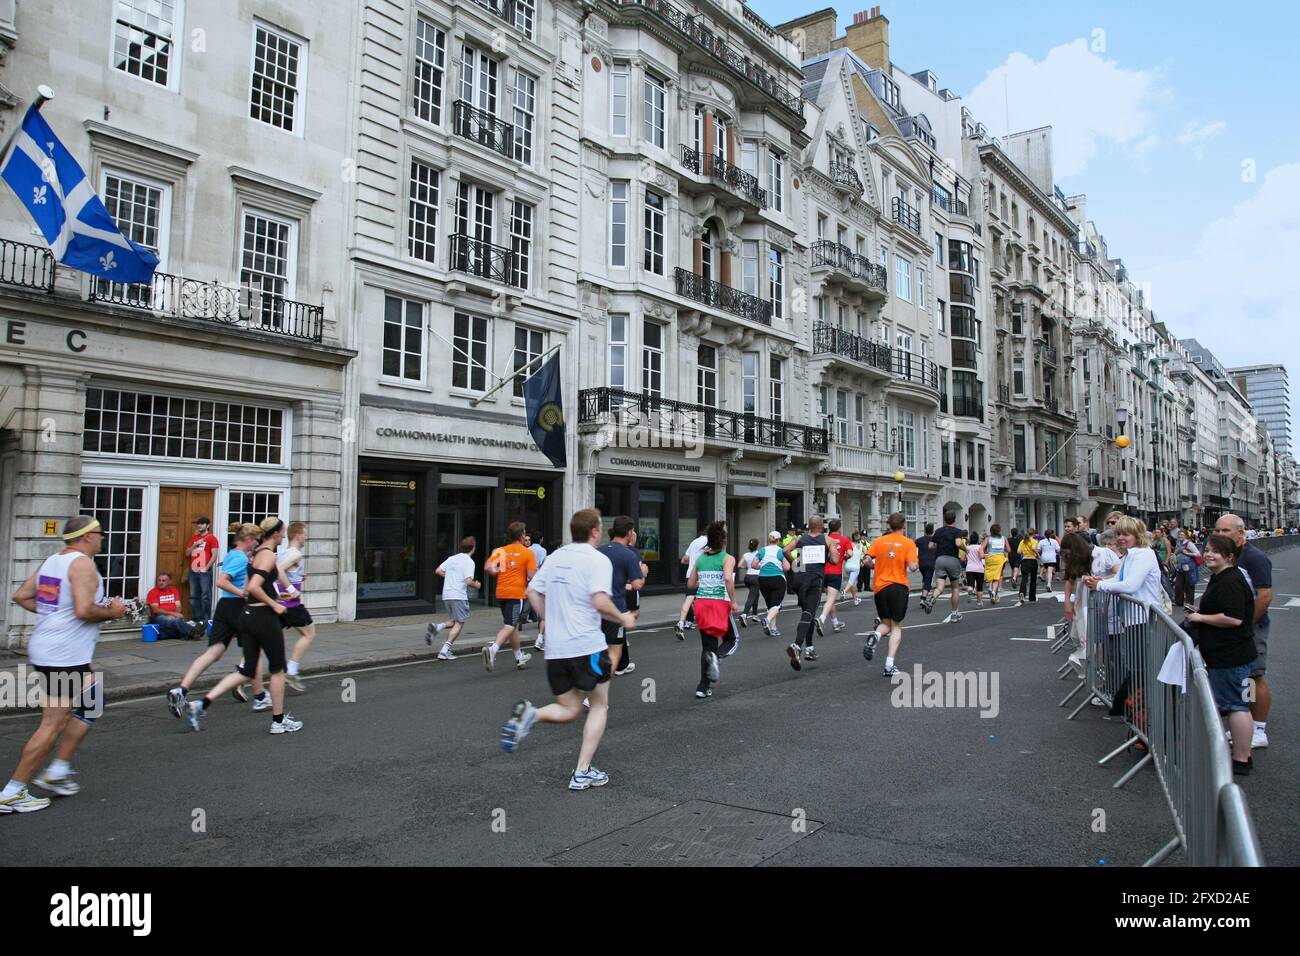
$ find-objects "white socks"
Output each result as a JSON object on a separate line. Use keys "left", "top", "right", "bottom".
{"left": 287, "top": 660, "right": 300, "bottom": 676}
{"left": 3, "top": 778, "right": 23, "bottom": 797}
{"left": 515, "top": 650, "right": 526, "bottom": 662}
{"left": 885, "top": 656, "right": 896, "bottom": 669}
{"left": 47, "top": 759, "right": 70, "bottom": 778}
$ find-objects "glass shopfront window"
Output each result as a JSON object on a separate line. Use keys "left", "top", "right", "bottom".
{"left": 357, "top": 471, "right": 419, "bottom": 601}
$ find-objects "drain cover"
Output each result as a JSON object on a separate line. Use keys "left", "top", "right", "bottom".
{"left": 547, "top": 800, "right": 823, "bottom": 866}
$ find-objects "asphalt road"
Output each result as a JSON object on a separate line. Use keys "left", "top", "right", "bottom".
{"left": 3, "top": 565, "right": 1294, "bottom": 867}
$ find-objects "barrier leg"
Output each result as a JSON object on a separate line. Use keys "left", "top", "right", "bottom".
{"left": 1065, "top": 689, "right": 1093, "bottom": 720}
{"left": 1058, "top": 679, "right": 1086, "bottom": 708}
{"left": 1056, "top": 659, "right": 1074, "bottom": 677}
{"left": 1099, "top": 734, "right": 1141, "bottom": 766}
{"left": 1111, "top": 750, "right": 1152, "bottom": 790}
{"left": 1142, "top": 836, "right": 1182, "bottom": 868}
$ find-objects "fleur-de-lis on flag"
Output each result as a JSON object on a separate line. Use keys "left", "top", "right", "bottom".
{"left": 32, "top": 184, "right": 47, "bottom": 204}
{"left": 99, "top": 250, "right": 117, "bottom": 271}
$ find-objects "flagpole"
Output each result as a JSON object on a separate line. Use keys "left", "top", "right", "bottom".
{"left": 469, "top": 342, "right": 562, "bottom": 407}
{"left": 0, "top": 85, "right": 54, "bottom": 166}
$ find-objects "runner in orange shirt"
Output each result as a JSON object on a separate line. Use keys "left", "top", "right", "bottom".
{"left": 483, "top": 522, "right": 538, "bottom": 672}
{"left": 862, "top": 512, "right": 920, "bottom": 677}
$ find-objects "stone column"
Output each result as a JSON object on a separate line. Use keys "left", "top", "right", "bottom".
{"left": 292, "top": 395, "right": 345, "bottom": 623}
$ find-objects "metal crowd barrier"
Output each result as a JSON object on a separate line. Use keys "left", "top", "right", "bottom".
{"left": 1055, "top": 584, "right": 1263, "bottom": 867}
{"left": 1249, "top": 533, "right": 1300, "bottom": 554}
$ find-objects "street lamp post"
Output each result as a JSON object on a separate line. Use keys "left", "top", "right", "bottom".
{"left": 1116, "top": 405, "right": 1130, "bottom": 512}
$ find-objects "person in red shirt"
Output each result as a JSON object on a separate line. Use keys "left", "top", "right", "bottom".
{"left": 817, "top": 517, "right": 853, "bottom": 636}
{"left": 145, "top": 572, "right": 200, "bottom": 640}
{"left": 185, "top": 517, "right": 220, "bottom": 624}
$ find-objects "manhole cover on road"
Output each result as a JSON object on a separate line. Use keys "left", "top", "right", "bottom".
{"left": 546, "top": 800, "right": 824, "bottom": 867}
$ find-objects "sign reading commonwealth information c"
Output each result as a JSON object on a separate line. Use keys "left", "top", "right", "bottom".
{"left": 524, "top": 353, "right": 566, "bottom": 469}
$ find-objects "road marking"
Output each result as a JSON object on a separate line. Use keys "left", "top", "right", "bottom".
{"left": 1010, "top": 637, "right": 1052, "bottom": 642}
{"left": 1286, "top": 598, "right": 1300, "bottom": 608}
{"left": 853, "top": 600, "right": 1049, "bottom": 635}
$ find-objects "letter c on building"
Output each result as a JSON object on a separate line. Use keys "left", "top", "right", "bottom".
{"left": 66, "top": 329, "right": 87, "bottom": 353}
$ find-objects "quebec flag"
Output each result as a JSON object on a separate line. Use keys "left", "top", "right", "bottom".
{"left": 1, "top": 104, "right": 159, "bottom": 283}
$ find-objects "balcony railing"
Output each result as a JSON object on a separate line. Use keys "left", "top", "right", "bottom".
{"left": 453, "top": 100, "right": 515, "bottom": 161}
{"left": 810, "top": 240, "right": 887, "bottom": 292}
{"left": 829, "top": 161, "right": 863, "bottom": 193}
{"left": 85, "top": 272, "right": 324, "bottom": 342}
{"left": 450, "top": 233, "right": 515, "bottom": 285}
{"left": 930, "top": 188, "right": 969, "bottom": 218}
{"left": 468, "top": 0, "right": 518, "bottom": 27}
{"left": 674, "top": 267, "right": 771, "bottom": 325}
{"left": 951, "top": 396, "right": 985, "bottom": 422}
{"left": 612, "top": 0, "right": 803, "bottom": 116}
{"left": 0, "top": 237, "right": 55, "bottom": 292}
{"left": 998, "top": 384, "right": 1011, "bottom": 403}
{"left": 891, "top": 196, "right": 922, "bottom": 235}
{"left": 679, "top": 145, "right": 768, "bottom": 207}
{"left": 1040, "top": 341, "right": 1059, "bottom": 365}
{"left": 830, "top": 443, "right": 904, "bottom": 477}
{"left": 1043, "top": 395, "right": 1060, "bottom": 414}
{"left": 580, "top": 386, "right": 827, "bottom": 454}
{"left": 811, "top": 324, "right": 939, "bottom": 391}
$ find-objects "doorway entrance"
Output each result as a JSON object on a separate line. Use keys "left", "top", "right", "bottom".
{"left": 158, "top": 486, "right": 216, "bottom": 618}
{"left": 435, "top": 482, "right": 492, "bottom": 605}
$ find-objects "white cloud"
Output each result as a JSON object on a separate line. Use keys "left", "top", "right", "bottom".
{"left": 966, "top": 39, "right": 1170, "bottom": 178}
{"left": 1143, "top": 164, "right": 1300, "bottom": 408}
{"left": 1177, "top": 120, "right": 1227, "bottom": 160}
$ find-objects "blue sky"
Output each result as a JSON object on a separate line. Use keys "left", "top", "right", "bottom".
{"left": 753, "top": 0, "right": 1300, "bottom": 428}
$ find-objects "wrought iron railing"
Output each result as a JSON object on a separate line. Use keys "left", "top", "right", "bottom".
{"left": 469, "top": 0, "right": 518, "bottom": 27}
{"left": 1040, "top": 341, "right": 1059, "bottom": 365}
{"left": 450, "top": 233, "right": 515, "bottom": 285}
{"left": 952, "top": 396, "right": 985, "bottom": 421}
{"left": 579, "top": 387, "right": 827, "bottom": 454}
{"left": 998, "top": 384, "right": 1011, "bottom": 403}
{"left": 810, "top": 240, "right": 887, "bottom": 291}
{"left": 674, "top": 267, "right": 772, "bottom": 325}
{"left": 1044, "top": 395, "right": 1060, "bottom": 414}
{"left": 811, "top": 324, "right": 939, "bottom": 392}
{"left": 87, "top": 272, "right": 324, "bottom": 342}
{"left": 453, "top": 100, "right": 515, "bottom": 160}
{"left": 679, "top": 145, "right": 768, "bottom": 207}
{"left": 830, "top": 161, "right": 863, "bottom": 193}
{"left": 892, "top": 196, "right": 922, "bottom": 234}
{"left": 930, "top": 188, "right": 969, "bottom": 218}
{"left": 0, "top": 237, "right": 56, "bottom": 292}
{"left": 611, "top": 0, "right": 803, "bottom": 116}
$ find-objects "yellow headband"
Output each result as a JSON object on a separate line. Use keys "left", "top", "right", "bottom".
{"left": 62, "top": 518, "right": 101, "bottom": 541}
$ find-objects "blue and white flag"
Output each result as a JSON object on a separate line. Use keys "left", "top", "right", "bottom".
{"left": 1, "top": 104, "right": 159, "bottom": 283}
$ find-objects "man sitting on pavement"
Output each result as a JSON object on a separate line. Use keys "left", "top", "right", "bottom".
{"left": 144, "top": 572, "right": 201, "bottom": 641}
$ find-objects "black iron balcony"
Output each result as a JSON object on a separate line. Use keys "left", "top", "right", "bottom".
{"left": 810, "top": 240, "right": 887, "bottom": 293}
{"left": 450, "top": 233, "right": 515, "bottom": 285}
{"left": 675, "top": 267, "right": 771, "bottom": 325}
{"left": 952, "top": 395, "right": 985, "bottom": 422}
{"left": 1040, "top": 341, "right": 1059, "bottom": 365}
{"left": 891, "top": 196, "right": 922, "bottom": 235}
{"left": 579, "top": 386, "right": 827, "bottom": 454}
{"left": 930, "top": 188, "right": 969, "bottom": 218}
{"left": 453, "top": 100, "right": 515, "bottom": 160}
{"left": 611, "top": 0, "right": 803, "bottom": 117}
{"left": 0, "top": 237, "right": 55, "bottom": 292}
{"left": 1043, "top": 395, "right": 1060, "bottom": 414}
{"left": 468, "top": 0, "right": 518, "bottom": 28}
{"left": 829, "top": 161, "right": 863, "bottom": 193}
{"left": 86, "top": 272, "right": 324, "bottom": 342}
{"left": 998, "top": 384, "right": 1011, "bottom": 403}
{"left": 679, "top": 145, "right": 768, "bottom": 207}
{"left": 811, "top": 324, "right": 939, "bottom": 392}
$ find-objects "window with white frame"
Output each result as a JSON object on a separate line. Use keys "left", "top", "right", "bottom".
{"left": 855, "top": 394, "right": 865, "bottom": 446}
{"left": 80, "top": 485, "right": 144, "bottom": 599}
{"left": 227, "top": 491, "right": 283, "bottom": 550}
{"left": 644, "top": 189, "right": 665, "bottom": 275}
{"left": 903, "top": 499, "right": 917, "bottom": 538}
{"left": 742, "top": 351, "right": 758, "bottom": 413}
{"left": 250, "top": 23, "right": 304, "bottom": 133}
{"left": 740, "top": 141, "right": 757, "bottom": 177}
{"left": 610, "top": 181, "right": 628, "bottom": 267}
{"left": 742, "top": 240, "right": 759, "bottom": 297}
{"left": 113, "top": 0, "right": 179, "bottom": 88}
{"left": 412, "top": 17, "right": 446, "bottom": 125}
{"left": 769, "top": 248, "right": 784, "bottom": 318}
{"left": 814, "top": 295, "right": 825, "bottom": 326}
{"left": 611, "top": 63, "right": 629, "bottom": 135}
{"left": 936, "top": 298, "right": 946, "bottom": 334}
{"left": 453, "top": 182, "right": 496, "bottom": 274}
{"left": 452, "top": 312, "right": 490, "bottom": 392}
{"left": 697, "top": 344, "right": 717, "bottom": 407}
{"left": 1013, "top": 355, "right": 1025, "bottom": 396}
{"left": 460, "top": 43, "right": 498, "bottom": 115}
{"left": 608, "top": 314, "right": 627, "bottom": 388}
{"left": 922, "top": 414, "right": 930, "bottom": 470}
{"left": 512, "top": 69, "right": 536, "bottom": 164}
{"left": 382, "top": 294, "right": 424, "bottom": 382}
{"left": 407, "top": 159, "right": 440, "bottom": 263}
{"left": 642, "top": 320, "right": 663, "bottom": 397}
{"left": 98, "top": 170, "right": 169, "bottom": 304}
{"left": 836, "top": 389, "right": 849, "bottom": 444}
{"left": 643, "top": 73, "right": 665, "bottom": 148}
{"left": 767, "top": 149, "right": 784, "bottom": 211}
{"left": 917, "top": 268, "right": 925, "bottom": 308}
{"left": 83, "top": 387, "right": 285, "bottom": 464}
{"left": 509, "top": 199, "right": 533, "bottom": 290}
{"left": 818, "top": 386, "right": 829, "bottom": 429}
{"left": 895, "top": 255, "right": 911, "bottom": 301}
{"left": 512, "top": 325, "right": 545, "bottom": 398}
{"left": 769, "top": 355, "right": 784, "bottom": 418}
{"left": 513, "top": 0, "right": 535, "bottom": 38}
{"left": 934, "top": 231, "right": 944, "bottom": 266}
{"left": 240, "top": 210, "right": 296, "bottom": 327}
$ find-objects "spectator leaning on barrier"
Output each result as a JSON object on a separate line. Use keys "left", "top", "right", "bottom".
{"left": 1214, "top": 514, "right": 1273, "bottom": 751}
{"left": 1060, "top": 532, "right": 1093, "bottom": 667}
{"left": 1184, "top": 533, "right": 1259, "bottom": 777}
{"left": 1172, "top": 533, "right": 1201, "bottom": 608}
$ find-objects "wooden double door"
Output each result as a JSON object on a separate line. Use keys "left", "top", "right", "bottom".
{"left": 157, "top": 487, "right": 217, "bottom": 619}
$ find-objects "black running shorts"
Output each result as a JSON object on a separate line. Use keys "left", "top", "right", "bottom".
{"left": 601, "top": 618, "right": 627, "bottom": 646}
{"left": 823, "top": 573, "right": 843, "bottom": 591}
{"left": 626, "top": 589, "right": 640, "bottom": 612}
{"left": 282, "top": 605, "right": 313, "bottom": 630}
{"left": 546, "top": 650, "right": 612, "bottom": 696}
{"left": 873, "top": 583, "right": 909, "bottom": 623}
{"left": 209, "top": 597, "right": 246, "bottom": 647}
{"left": 237, "top": 605, "right": 287, "bottom": 676}
{"left": 758, "top": 576, "right": 786, "bottom": 609}
{"left": 499, "top": 598, "right": 526, "bottom": 627}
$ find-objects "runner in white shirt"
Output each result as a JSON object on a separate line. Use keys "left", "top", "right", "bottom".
{"left": 425, "top": 538, "right": 482, "bottom": 659}
{"left": 499, "top": 510, "right": 636, "bottom": 791}
{"left": 1036, "top": 531, "right": 1061, "bottom": 593}
{"left": 674, "top": 531, "right": 709, "bottom": 640}
{"left": 843, "top": 531, "right": 865, "bottom": 607}
{"left": 3, "top": 516, "right": 127, "bottom": 813}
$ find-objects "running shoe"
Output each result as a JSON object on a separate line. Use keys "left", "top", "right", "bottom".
{"left": 674, "top": 622, "right": 686, "bottom": 641}
{"left": 786, "top": 643, "right": 803, "bottom": 671}
{"left": 832, "top": 620, "right": 845, "bottom": 633}
{"left": 863, "top": 631, "right": 880, "bottom": 661}
{"left": 0, "top": 787, "right": 50, "bottom": 813}
{"left": 500, "top": 699, "right": 538, "bottom": 753}
{"left": 705, "top": 651, "right": 720, "bottom": 682}
{"left": 167, "top": 687, "right": 185, "bottom": 718}
{"left": 1252, "top": 727, "right": 1269, "bottom": 749}
{"left": 770, "top": 625, "right": 782, "bottom": 638}
{"left": 186, "top": 700, "right": 206, "bottom": 732}
{"left": 815, "top": 617, "right": 825, "bottom": 638}
{"left": 943, "top": 611, "right": 961, "bottom": 624}
{"left": 804, "top": 646, "right": 820, "bottom": 662}
{"left": 695, "top": 681, "right": 711, "bottom": 700}
{"left": 32, "top": 770, "right": 80, "bottom": 796}
{"left": 515, "top": 652, "right": 532, "bottom": 670}
{"left": 252, "top": 693, "right": 273, "bottom": 712}
{"left": 569, "top": 767, "right": 610, "bottom": 790}
{"left": 922, "top": 597, "right": 934, "bottom": 615}
{"left": 270, "top": 715, "right": 304, "bottom": 734}
{"left": 684, "top": 620, "right": 696, "bottom": 630}
{"left": 990, "top": 592, "right": 999, "bottom": 605}
{"left": 720, "top": 634, "right": 741, "bottom": 658}
{"left": 534, "top": 633, "right": 545, "bottom": 653}
{"left": 231, "top": 684, "right": 250, "bottom": 703}
{"left": 285, "top": 673, "right": 306, "bottom": 693}
{"left": 737, "top": 614, "right": 749, "bottom": 628}
{"left": 437, "top": 645, "right": 455, "bottom": 661}
{"left": 483, "top": 643, "right": 498, "bottom": 672}
{"left": 882, "top": 663, "right": 900, "bottom": 677}
{"left": 614, "top": 662, "right": 636, "bottom": 676}
{"left": 853, "top": 597, "right": 862, "bottom": 607}
{"left": 761, "top": 617, "right": 773, "bottom": 637}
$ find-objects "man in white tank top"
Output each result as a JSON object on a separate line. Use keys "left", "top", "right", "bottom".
{"left": 3, "top": 516, "right": 126, "bottom": 813}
